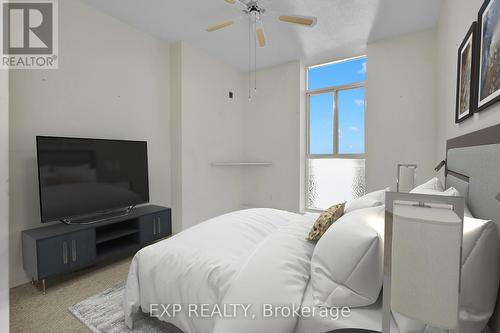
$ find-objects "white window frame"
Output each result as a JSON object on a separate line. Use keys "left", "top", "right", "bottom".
{"left": 305, "top": 64, "right": 367, "bottom": 211}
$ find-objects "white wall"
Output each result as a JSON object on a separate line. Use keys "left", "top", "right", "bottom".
{"left": 241, "top": 61, "right": 305, "bottom": 212}
{"left": 170, "top": 42, "right": 244, "bottom": 230}
{"left": 0, "top": 69, "right": 9, "bottom": 331}
{"left": 9, "top": 0, "right": 171, "bottom": 287}
{"left": 170, "top": 47, "right": 304, "bottom": 226}
{"left": 170, "top": 43, "right": 183, "bottom": 235}
{"left": 435, "top": 0, "right": 500, "bottom": 159}
{"left": 365, "top": 30, "right": 437, "bottom": 191}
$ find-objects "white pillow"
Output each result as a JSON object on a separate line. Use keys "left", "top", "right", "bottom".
{"left": 393, "top": 217, "right": 500, "bottom": 333}
{"left": 310, "top": 206, "right": 384, "bottom": 308}
{"left": 411, "top": 185, "right": 459, "bottom": 197}
{"left": 449, "top": 187, "right": 474, "bottom": 217}
{"left": 411, "top": 185, "right": 475, "bottom": 217}
{"left": 345, "top": 187, "right": 390, "bottom": 213}
{"left": 410, "top": 177, "right": 444, "bottom": 194}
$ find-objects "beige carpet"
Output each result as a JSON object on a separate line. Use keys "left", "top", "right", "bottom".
{"left": 10, "top": 257, "right": 132, "bottom": 333}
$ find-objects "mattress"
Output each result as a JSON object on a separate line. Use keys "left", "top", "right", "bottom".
{"left": 295, "top": 282, "right": 399, "bottom": 333}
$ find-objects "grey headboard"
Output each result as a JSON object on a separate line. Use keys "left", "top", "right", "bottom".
{"left": 445, "top": 123, "right": 500, "bottom": 332}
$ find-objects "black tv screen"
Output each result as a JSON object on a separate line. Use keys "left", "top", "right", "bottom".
{"left": 36, "top": 136, "right": 150, "bottom": 223}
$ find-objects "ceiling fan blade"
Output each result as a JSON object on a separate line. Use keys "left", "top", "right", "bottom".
{"left": 206, "top": 20, "right": 234, "bottom": 32}
{"left": 279, "top": 15, "right": 317, "bottom": 27}
{"left": 256, "top": 28, "right": 266, "bottom": 47}
{"left": 224, "top": 0, "right": 248, "bottom": 9}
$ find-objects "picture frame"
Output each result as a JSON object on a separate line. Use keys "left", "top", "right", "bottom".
{"left": 456, "top": 23, "right": 477, "bottom": 123}
{"left": 475, "top": 0, "right": 500, "bottom": 112}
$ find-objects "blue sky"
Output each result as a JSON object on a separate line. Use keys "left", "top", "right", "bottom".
{"left": 308, "top": 57, "right": 366, "bottom": 154}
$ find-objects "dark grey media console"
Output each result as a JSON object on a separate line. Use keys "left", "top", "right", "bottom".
{"left": 22, "top": 205, "right": 171, "bottom": 293}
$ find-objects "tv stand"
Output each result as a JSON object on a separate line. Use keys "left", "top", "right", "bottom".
{"left": 22, "top": 205, "right": 171, "bottom": 294}
{"left": 60, "top": 206, "right": 135, "bottom": 225}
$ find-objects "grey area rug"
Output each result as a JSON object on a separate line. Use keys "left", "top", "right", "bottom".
{"left": 69, "top": 284, "right": 183, "bottom": 333}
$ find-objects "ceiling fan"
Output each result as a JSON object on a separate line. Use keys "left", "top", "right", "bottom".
{"left": 206, "top": 0, "right": 317, "bottom": 47}
{"left": 206, "top": 0, "right": 317, "bottom": 100}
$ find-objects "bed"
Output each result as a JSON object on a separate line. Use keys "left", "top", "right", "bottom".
{"left": 124, "top": 123, "right": 500, "bottom": 333}
{"left": 124, "top": 208, "right": 319, "bottom": 333}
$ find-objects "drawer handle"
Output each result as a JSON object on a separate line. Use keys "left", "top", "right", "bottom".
{"left": 72, "top": 239, "right": 77, "bottom": 262}
{"left": 158, "top": 218, "right": 161, "bottom": 235}
{"left": 63, "top": 241, "right": 68, "bottom": 265}
{"left": 153, "top": 218, "right": 156, "bottom": 235}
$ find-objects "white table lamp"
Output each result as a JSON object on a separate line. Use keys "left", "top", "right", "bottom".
{"left": 383, "top": 192, "right": 464, "bottom": 333}
{"left": 397, "top": 164, "right": 417, "bottom": 192}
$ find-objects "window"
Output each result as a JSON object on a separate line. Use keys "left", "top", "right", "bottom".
{"left": 306, "top": 57, "right": 366, "bottom": 210}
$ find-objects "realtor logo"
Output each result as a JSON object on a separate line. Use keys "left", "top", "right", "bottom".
{"left": 1, "top": 0, "right": 58, "bottom": 69}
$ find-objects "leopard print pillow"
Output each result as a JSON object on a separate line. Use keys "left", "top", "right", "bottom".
{"left": 306, "top": 202, "right": 346, "bottom": 241}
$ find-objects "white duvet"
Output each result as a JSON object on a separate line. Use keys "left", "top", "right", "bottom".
{"left": 124, "top": 208, "right": 317, "bottom": 333}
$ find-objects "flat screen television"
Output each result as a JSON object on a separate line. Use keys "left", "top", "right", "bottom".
{"left": 36, "top": 136, "right": 150, "bottom": 223}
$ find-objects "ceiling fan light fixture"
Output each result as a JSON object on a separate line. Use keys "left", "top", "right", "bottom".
{"left": 207, "top": 0, "right": 318, "bottom": 99}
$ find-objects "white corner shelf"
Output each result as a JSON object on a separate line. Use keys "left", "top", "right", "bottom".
{"left": 211, "top": 162, "right": 273, "bottom": 167}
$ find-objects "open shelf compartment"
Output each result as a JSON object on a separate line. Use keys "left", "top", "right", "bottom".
{"left": 95, "top": 219, "right": 141, "bottom": 262}
{"left": 95, "top": 219, "right": 139, "bottom": 244}
{"left": 96, "top": 234, "right": 141, "bottom": 262}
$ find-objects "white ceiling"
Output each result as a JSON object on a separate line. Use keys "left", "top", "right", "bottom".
{"left": 80, "top": 0, "right": 442, "bottom": 72}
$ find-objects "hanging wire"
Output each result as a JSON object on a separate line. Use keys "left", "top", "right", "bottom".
{"left": 254, "top": 13, "right": 257, "bottom": 92}
{"left": 248, "top": 13, "right": 252, "bottom": 101}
